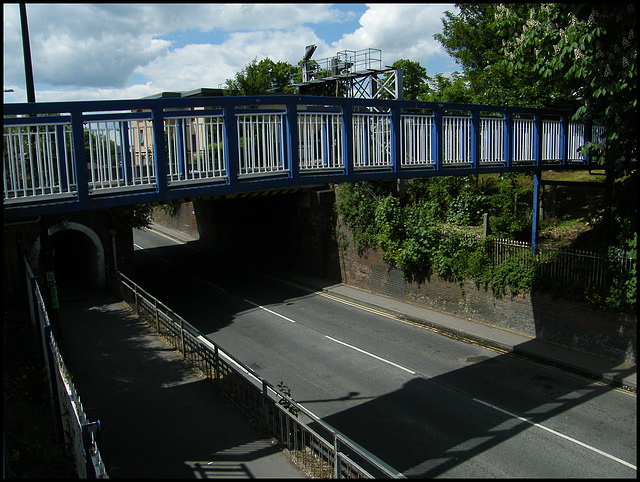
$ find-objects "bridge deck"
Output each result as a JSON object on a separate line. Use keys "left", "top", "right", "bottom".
{"left": 3, "top": 95, "right": 603, "bottom": 220}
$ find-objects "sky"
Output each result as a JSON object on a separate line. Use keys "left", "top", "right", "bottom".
{"left": 3, "top": 3, "right": 460, "bottom": 103}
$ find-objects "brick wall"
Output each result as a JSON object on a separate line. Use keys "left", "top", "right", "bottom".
{"left": 3, "top": 210, "right": 135, "bottom": 316}
{"left": 151, "top": 202, "right": 199, "bottom": 239}
{"left": 336, "top": 218, "right": 636, "bottom": 365}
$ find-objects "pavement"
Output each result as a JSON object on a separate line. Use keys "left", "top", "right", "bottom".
{"left": 55, "top": 222, "right": 635, "bottom": 478}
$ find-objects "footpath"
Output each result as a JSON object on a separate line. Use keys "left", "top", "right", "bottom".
{"left": 149, "top": 222, "right": 636, "bottom": 392}
{"left": 56, "top": 281, "right": 308, "bottom": 478}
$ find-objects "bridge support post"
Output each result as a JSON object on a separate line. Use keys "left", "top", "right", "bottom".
{"left": 531, "top": 171, "right": 541, "bottom": 253}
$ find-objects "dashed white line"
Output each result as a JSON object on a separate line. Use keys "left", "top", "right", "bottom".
{"left": 243, "top": 299, "right": 297, "bottom": 323}
{"left": 473, "top": 398, "right": 636, "bottom": 471}
{"left": 325, "top": 335, "right": 416, "bottom": 374}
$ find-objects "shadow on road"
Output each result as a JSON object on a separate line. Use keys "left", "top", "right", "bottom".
{"left": 122, "top": 239, "right": 636, "bottom": 478}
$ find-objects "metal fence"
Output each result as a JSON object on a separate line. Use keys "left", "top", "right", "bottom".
{"left": 113, "top": 270, "right": 403, "bottom": 479}
{"left": 23, "top": 255, "right": 108, "bottom": 479}
{"left": 487, "top": 237, "right": 636, "bottom": 289}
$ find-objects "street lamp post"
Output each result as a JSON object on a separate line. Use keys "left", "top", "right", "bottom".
{"left": 19, "top": 3, "right": 36, "bottom": 103}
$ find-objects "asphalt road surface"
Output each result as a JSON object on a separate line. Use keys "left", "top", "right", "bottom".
{"left": 132, "top": 227, "right": 636, "bottom": 478}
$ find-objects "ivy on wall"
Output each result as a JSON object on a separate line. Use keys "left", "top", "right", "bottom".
{"left": 335, "top": 178, "right": 635, "bottom": 312}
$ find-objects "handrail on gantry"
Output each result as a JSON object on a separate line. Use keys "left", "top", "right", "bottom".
{"left": 3, "top": 95, "right": 603, "bottom": 220}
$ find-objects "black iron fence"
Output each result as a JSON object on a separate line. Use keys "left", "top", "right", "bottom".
{"left": 487, "top": 237, "right": 636, "bottom": 290}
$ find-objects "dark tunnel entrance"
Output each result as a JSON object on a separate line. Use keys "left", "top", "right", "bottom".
{"left": 49, "top": 227, "right": 104, "bottom": 291}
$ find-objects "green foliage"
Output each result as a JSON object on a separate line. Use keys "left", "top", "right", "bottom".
{"left": 603, "top": 230, "right": 637, "bottom": 312}
{"left": 490, "top": 257, "right": 537, "bottom": 298}
{"left": 434, "top": 3, "right": 568, "bottom": 107}
{"left": 224, "top": 57, "right": 297, "bottom": 95}
{"left": 157, "top": 201, "right": 179, "bottom": 217}
{"left": 335, "top": 181, "right": 390, "bottom": 251}
{"left": 421, "top": 72, "right": 475, "bottom": 104}
{"left": 389, "top": 59, "right": 430, "bottom": 100}
{"left": 108, "top": 204, "right": 153, "bottom": 229}
{"left": 486, "top": 173, "right": 533, "bottom": 241}
{"left": 276, "top": 381, "right": 299, "bottom": 417}
{"left": 335, "top": 174, "right": 635, "bottom": 310}
{"left": 499, "top": 3, "right": 636, "bottom": 175}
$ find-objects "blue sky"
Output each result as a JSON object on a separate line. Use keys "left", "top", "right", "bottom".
{"left": 3, "top": 3, "right": 459, "bottom": 103}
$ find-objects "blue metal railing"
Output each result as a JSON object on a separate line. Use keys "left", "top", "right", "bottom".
{"left": 3, "top": 95, "right": 603, "bottom": 219}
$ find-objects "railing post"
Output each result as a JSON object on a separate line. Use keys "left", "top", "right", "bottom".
{"left": 533, "top": 114, "right": 542, "bottom": 166}
{"left": 560, "top": 115, "right": 568, "bottom": 165}
{"left": 286, "top": 101, "right": 299, "bottom": 181}
{"left": 531, "top": 171, "right": 541, "bottom": 253}
{"left": 390, "top": 104, "right": 402, "bottom": 175}
{"left": 55, "top": 124, "right": 69, "bottom": 192}
{"left": 583, "top": 120, "right": 593, "bottom": 165}
{"left": 341, "top": 103, "right": 354, "bottom": 178}
{"left": 151, "top": 105, "right": 168, "bottom": 198}
{"left": 70, "top": 109, "right": 90, "bottom": 206}
{"left": 470, "top": 109, "right": 480, "bottom": 170}
{"left": 119, "top": 122, "right": 133, "bottom": 184}
{"left": 223, "top": 104, "right": 239, "bottom": 189}
{"left": 504, "top": 111, "right": 513, "bottom": 168}
{"left": 44, "top": 325, "right": 65, "bottom": 445}
{"left": 214, "top": 345, "right": 220, "bottom": 385}
{"left": 433, "top": 105, "right": 443, "bottom": 171}
{"left": 334, "top": 434, "right": 340, "bottom": 478}
{"left": 180, "top": 317, "right": 185, "bottom": 356}
{"left": 81, "top": 421, "right": 102, "bottom": 478}
{"left": 176, "top": 119, "right": 187, "bottom": 179}
{"left": 154, "top": 298, "right": 159, "bottom": 334}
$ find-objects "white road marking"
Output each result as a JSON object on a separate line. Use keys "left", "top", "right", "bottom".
{"left": 325, "top": 335, "right": 416, "bottom": 375}
{"left": 473, "top": 398, "right": 636, "bottom": 471}
{"left": 243, "top": 299, "right": 297, "bottom": 323}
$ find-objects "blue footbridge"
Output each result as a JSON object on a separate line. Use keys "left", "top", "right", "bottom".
{"left": 3, "top": 94, "right": 604, "bottom": 221}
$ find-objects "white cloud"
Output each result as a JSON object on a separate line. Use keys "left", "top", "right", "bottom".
{"left": 333, "top": 4, "right": 455, "bottom": 69}
{"left": 135, "top": 27, "right": 325, "bottom": 93}
{"left": 3, "top": 3, "right": 457, "bottom": 102}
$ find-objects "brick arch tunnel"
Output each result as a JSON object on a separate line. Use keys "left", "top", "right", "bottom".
{"left": 34, "top": 222, "right": 106, "bottom": 291}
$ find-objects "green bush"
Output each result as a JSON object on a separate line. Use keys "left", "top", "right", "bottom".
{"left": 334, "top": 175, "right": 635, "bottom": 312}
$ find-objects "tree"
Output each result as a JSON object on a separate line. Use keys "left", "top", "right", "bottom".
{"left": 436, "top": 4, "right": 585, "bottom": 109}
{"left": 391, "top": 59, "right": 429, "bottom": 100}
{"left": 224, "top": 57, "right": 297, "bottom": 95}
{"left": 500, "top": 3, "right": 637, "bottom": 175}
{"left": 421, "top": 72, "right": 474, "bottom": 103}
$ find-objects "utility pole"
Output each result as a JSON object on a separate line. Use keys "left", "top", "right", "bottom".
{"left": 19, "top": 3, "right": 36, "bottom": 103}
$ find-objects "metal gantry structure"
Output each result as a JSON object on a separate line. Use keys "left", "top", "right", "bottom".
{"left": 297, "top": 47, "right": 402, "bottom": 101}
{"left": 3, "top": 94, "right": 603, "bottom": 221}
